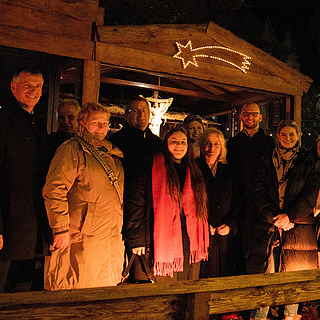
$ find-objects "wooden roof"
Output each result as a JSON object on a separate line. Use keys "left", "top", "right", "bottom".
{"left": 96, "top": 21, "right": 312, "bottom": 115}
{"left": 0, "top": 0, "right": 313, "bottom": 116}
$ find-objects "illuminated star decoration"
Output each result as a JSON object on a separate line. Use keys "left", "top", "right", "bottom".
{"left": 173, "top": 40, "right": 251, "bottom": 73}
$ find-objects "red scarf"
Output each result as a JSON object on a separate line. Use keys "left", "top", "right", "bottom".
{"left": 152, "top": 154, "right": 209, "bottom": 277}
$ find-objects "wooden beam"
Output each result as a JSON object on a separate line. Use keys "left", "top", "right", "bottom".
{"left": 0, "top": 25, "right": 94, "bottom": 60}
{"left": 96, "top": 42, "right": 304, "bottom": 97}
{"left": 82, "top": 60, "right": 101, "bottom": 104}
{"left": 98, "top": 24, "right": 207, "bottom": 44}
{"left": 1, "top": 270, "right": 320, "bottom": 319}
{"left": 100, "top": 76, "right": 229, "bottom": 101}
{"left": 205, "top": 21, "right": 313, "bottom": 93}
{"left": 293, "top": 95, "right": 302, "bottom": 129}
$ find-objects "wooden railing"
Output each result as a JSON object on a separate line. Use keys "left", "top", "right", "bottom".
{"left": 1, "top": 270, "right": 320, "bottom": 319}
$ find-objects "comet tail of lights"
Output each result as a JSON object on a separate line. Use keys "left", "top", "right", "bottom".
{"left": 173, "top": 40, "right": 251, "bottom": 73}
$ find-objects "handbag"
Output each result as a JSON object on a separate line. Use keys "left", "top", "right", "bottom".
{"left": 118, "top": 253, "right": 156, "bottom": 284}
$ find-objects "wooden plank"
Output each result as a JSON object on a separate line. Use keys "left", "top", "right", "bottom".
{"left": 205, "top": 21, "right": 313, "bottom": 93}
{"left": 0, "top": 0, "right": 99, "bottom": 40}
{"left": 1, "top": 270, "right": 320, "bottom": 307}
{"left": 98, "top": 24, "right": 208, "bottom": 44}
{"left": 96, "top": 42, "right": 304, "bottom": 96}
{"left": 1, "top": 270, "right": 320, "bottom": 319}
{"left": 0, "top": 25, "right": 94, "bottom": 60}
{"left": 82, "top": 60, "right": 101, "bottom": 104}
{"left": 100, "top": 76, "right": 229, "bottom": 101}
{"left": 293, "top": 95, "right": 302, "bottom": 129}
{"left": 0, "top": 295, "right": 185, "bottom": 320}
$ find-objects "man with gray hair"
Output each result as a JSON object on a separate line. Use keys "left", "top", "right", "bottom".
{"left": 0, "top": 67, "right": 50, "bottom": 292}
{"left": 48, "top": 99, "right": 81, "bottom": 159}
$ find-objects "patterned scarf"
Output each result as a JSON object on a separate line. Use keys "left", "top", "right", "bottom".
{"left": 152, "top": 154, "right": 209, "bottom": 277}
{"left": 273, "top": 143, "right": 299, "bottom": 209}
{"left": 77, "top": 125, "right": 113, "bottom": 150}
{"left": 76, "top": 125, "right": 123, "bottom": 204}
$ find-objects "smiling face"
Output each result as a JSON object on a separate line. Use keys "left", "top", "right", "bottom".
{"left": 278, "top": 126, "right": 299, "bottom": 149}
{"left": 240, "top": 103, "right": 262, "bottom": 133}
{"left": 126, "top": 100, "right": 150, "bottom": 131}
{"left": 167, "top": 131, "right": 188, "bottom": 163}
{"left": 80, "top": 111, "right": 110, "bottom": 140}
{"left": 187, "top": 120, "right": 204, "bottom": 142}
{"left": 10, "top": 72, "right": 43, "bottom": 112}
{"left": 202, "top": 133, "right": 222, "bottom": 165}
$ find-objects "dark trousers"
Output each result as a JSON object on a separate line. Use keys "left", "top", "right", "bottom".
{"left": 0, "top": 258, "right": 44, "bottom": 293}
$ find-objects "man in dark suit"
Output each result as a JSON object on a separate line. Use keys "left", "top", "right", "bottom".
{"left": 0, "top": 67, "right": 49, "bottom": 292}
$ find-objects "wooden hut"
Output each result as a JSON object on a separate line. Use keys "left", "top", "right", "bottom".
{"left": 0, "top": 0, "right": 313, "bottom": 136}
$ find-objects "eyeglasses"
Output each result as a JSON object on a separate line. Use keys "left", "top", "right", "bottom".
{"left": 128, "top": 108, "right": 149, "bottom": 115}
{"left": 241, "top": 112, "right": 260, "bottom": 118}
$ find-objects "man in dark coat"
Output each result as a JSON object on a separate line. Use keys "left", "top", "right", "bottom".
{"left": 47, "top": 99, "right": 80, "bottom": 160}
{"left": 0, "top": 67, "right": 50, "bottom": 292}
{"left": 227, "top": 102, "right": 275, "bottom": 275}
{"left": 110, "top": 96, "right": 163, "bottom": 282}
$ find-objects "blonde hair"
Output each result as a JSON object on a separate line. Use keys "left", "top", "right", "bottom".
{"left": 78, "top": 102, "right": 111, "bottom": 124}
{"left": 199, "top": 128, "right": 227, "bottom": 164}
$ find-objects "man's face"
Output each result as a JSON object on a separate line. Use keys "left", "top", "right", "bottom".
{"left": 58, "top": 104, "right": 79, "bottom": 135}
{"left": 239, "top": 103, "right": 262, "bottom": 131}
{"left": 10, "top": 72, "right": 43, "bottom": 111}
{"left": 126, "top": 100, "right": 150, "bottom": 131}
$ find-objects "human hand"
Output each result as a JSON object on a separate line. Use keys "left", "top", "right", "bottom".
{"left": 282, "top": 222, "right": 295, "bottom": 231}
{"left": 132, "top": 247, "right": 145, "bottom": 256}
{"left": 210, "top": 225, "right": 216, "bottom": 236}
{"left": 217, "top": 224, "right": 230, "bottom": 236}
{"left": 53, "top": 232, "right": 70, "bottom": 251}
{"left": 273, "top": 214, "right": 291, "bottom": 230}
{"left": 0, "top": 234, "right": 3, "bottom": 250}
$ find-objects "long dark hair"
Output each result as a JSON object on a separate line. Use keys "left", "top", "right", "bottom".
{"left": 163, "top": 127, "right": 207, "bottom": 221}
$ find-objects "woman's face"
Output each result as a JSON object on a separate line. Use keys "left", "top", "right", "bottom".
{"left": 202, "top": 133, "right": 221, "bottom": 165}
{"left": 278, "top": 126, "right": 299, "bottom": 149}
{"left": 167, "top": 131, "right": 188, "bottom": 163}
{"left": 187, "top": 120, "right": 203, "bottom": 142}
{"left": 80, "top": 111, "right": 109, "bottom": 140}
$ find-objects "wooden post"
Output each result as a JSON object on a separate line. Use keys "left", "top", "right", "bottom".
{"left": 82, "top": 60, "right": 100, "bottom": 104}
{"left": 188, "top": 292, "right": 211, "bottom": 319}
{"left": 293, "top": 95, "right": 302, "bottom": 130}
{"left": 285, "top": 97, "right": 291, "bottom": 120}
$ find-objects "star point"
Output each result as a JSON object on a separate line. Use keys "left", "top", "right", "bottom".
{"left": 173, "top": 41, "right": 198, "bottom": 69}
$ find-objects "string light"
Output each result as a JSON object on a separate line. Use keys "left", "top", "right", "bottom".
{"left": 173, "top": 40, "right": 251, "bottom": 73}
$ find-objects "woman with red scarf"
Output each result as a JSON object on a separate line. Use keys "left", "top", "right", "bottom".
{"left": 124, "top": 127, "right": 209, "bottom": 281}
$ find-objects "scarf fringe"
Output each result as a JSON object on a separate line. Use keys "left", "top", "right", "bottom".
{"left": 153, "top": 258, "right": 184, "bottom": 277}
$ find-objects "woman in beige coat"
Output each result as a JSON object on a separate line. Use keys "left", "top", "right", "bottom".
{"left": 43, "top": 102, "right": 124, "bottom": 290}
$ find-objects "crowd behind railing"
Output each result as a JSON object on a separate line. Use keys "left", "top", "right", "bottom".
{"left": 0, "top": 67, "right": 319, "bottom": 320}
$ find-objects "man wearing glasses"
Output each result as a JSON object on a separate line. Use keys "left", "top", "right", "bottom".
{"left": 226, "top": 102, "right": 275, "bottom": 276}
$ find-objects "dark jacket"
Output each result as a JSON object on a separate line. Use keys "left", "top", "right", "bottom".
{"left": 0, "top": 99, "right": 50, "bottom": 260}
{"left": 247, "top": 147, "right": 319, "bottom": 274}
{"left": 109, "top": 123, "right": 163, "bottom": 184}
{"left": 124, "top": 155, "right": 154, "bottom": 250}
{"left": 227, "top": 128, "right": 275, "bottom": 213}
{"left": 197, "top": 156, "right": 239, "bottom": 277}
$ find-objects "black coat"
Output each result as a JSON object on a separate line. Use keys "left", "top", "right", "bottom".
{"left": 227, "top": 128, "right": 275, "bottom": 218}
{"left": 197, "top": 156, "right": 239, "bottom": 277}
{"left": 0, "top": 99, "right": 50, "bottom": 260}
{"left": 247, "top": 147, "right": 319, "bottom": 274}
{"left": 109, "top": 123, "right": 163, "bottom": 184}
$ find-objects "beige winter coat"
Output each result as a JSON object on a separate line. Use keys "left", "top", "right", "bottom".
{"left": 43, "top": 138, "right": 124, "bottom": 290}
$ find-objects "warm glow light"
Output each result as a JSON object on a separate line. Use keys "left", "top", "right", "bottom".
{"left": 173, "top": 40, "right": 251, "bottom": 73}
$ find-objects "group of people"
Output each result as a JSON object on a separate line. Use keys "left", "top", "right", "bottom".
{"left": 0, "top": 67, "right": 319, "bottom": 320}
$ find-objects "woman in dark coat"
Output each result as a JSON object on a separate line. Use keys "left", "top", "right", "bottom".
{"left": 124, "top": 127, "right": 209, "bottom": 282}
{"left": 248, "top": 120, "right": 319, "bottom": 320}
{"left": 197, "top": 128, "right": 238, "bottom": 278}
